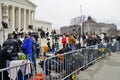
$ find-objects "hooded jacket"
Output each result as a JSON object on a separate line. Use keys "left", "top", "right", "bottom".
{"left": 21, "top": 37, "right": 33, "bottom": 55}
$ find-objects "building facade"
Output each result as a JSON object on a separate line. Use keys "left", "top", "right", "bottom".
{"left": 0, "top": 0, "right": 37, "bottom": 44}
{"left": 61, "top": 16, "right": 117, "bottom": 36}
{"left": 0, "top": 0, "right": 36, "bottom": 31}
{"left": 35, "top": 20, "right": 52, "bottom": 33}
{"left": 83, "top": 16, "right": 117, "bottom": 34}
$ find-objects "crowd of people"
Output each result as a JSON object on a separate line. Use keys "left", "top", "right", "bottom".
{"left": 1, "top": 27, "right": 120, "bottom": 80}
{"left": 0, "top": 29, "right": 41, "bottom": 80}
{"left": 60, "top": 32, "right": 120, "bottom": 52}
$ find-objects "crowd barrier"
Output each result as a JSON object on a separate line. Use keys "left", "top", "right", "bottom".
{"left": 0, "top": 60, "right": 35, "bottom": 80}
{"left": 43, "top": 41, "right": 120, "bottom": 80}
{"left": 0, "top": 41, "right": 120, "bottom": 80}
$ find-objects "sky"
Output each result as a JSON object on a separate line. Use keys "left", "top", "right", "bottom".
{"left": 30, "top": 0, "right": 120, "bottom": 29}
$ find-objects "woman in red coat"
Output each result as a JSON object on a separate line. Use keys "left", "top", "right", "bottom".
{"left": 62, "top": 34, "right": 67, "bottom": 49}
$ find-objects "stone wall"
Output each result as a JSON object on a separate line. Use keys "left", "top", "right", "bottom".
{"left": 83, "top": 22, "right": 117, "bottom": 34}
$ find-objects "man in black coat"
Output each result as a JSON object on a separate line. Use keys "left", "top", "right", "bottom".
{"left": 0, "top": 33, "right": 20, "bottom": 80}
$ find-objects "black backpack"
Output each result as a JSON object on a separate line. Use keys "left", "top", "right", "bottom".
{"left": 0, "top": 45, "right": 11, "bottom": 55}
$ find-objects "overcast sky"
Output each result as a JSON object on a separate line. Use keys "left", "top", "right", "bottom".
{"left": 30, "top": 0, "right": 120, "bottom": 29}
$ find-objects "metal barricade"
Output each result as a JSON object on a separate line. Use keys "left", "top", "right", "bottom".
{"left": 0, "top": 60, "right": 35, "bottom": 80}
{"left": 41, "top": 42, "right": 118, "bottom": 80}
{"left": 43, "top": 50, "right": 84, "bottom": 80}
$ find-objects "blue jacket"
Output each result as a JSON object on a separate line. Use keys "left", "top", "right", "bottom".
{"left": 21, "top": 38, "right": 33, "bottom": 55}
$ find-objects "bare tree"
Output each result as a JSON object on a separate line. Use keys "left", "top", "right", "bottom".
{"left": 107, "top": 28, "right": 118, "bottom": 36}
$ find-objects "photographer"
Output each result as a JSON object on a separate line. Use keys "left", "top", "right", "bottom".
{"left": 54, "top": 35, "right": 59, "bottom": 50}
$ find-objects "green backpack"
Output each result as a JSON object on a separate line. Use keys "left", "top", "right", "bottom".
{"left": 17, "top": 53, "right": 26, "bottom": 60}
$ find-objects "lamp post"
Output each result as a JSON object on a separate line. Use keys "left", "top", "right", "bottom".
{"left": 79, "top": 5, "right": 84, "bottom": 45}
{"left": 80, "top": 5, "right": 83, "bottom": 35}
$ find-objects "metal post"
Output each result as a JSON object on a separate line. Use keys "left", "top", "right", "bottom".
{"left": 80, "top": 5, "right": 83, "bottom": 35}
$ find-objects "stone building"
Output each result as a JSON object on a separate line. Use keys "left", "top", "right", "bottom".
{"left": 60, "top": 16, "right": 117, "bottom": 36}
{"left": 0, "top": 0, "right": 52, "bottom": 44}
{"left": 0, "top": 0, "right": 36, "bottom": 31}
{"left": 83, "top": 16, "right": 117, "bottom": 35}
{"left": 0, "top": 0, "right": 36, "bottom": 43}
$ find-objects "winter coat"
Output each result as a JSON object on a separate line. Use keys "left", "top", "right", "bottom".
{"left": 62, "top": 36, "right": 67, "bottom": 45}
{"left": 0, "top": 45, "right": 18, "bottom": 69}
{"left": 0, "top": 45, "right": 18, "bottom": 80}
{"left": 3, "top": 38, "right": 20, "bottom": 53}
{"left": 68, "top": 35, "right": 76, "bottom": 45}
{"left": 3, "top": 39, "right": 19, "bottom": 48}
{"left": 21, "top": 37, "right": 33, "bottom": 55}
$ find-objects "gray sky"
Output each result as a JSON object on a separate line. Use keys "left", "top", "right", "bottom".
{"left": 30, "top": 0, "right": 120, "bottom": 29}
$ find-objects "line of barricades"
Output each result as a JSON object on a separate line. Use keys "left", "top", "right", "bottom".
{"left": 0, "top": 41, "right": 120, "bottom": 80}
{"left": 42, "top": 41, "right": 120, "bottom": 80}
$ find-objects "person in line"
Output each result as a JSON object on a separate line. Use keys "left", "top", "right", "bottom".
{"left": 29, "top": 32, "right": 37, "bottom": 73}
{"left": 62, "top": 33, "right": 67, "bottom": 49}
{"left": 21, "top": 33, "right": 33, "bottom": 62}
{"left": 13, "top": 28, "right": 18, "bottom": 39}
{"left": 3, "top": 33, "right": 20, "bottom": 54}
{"left": 68, "top": 33, "right": 76, "bottom": 50}
{"left": 0, "top": 33, "right": 22, "bottom": 80}
{"left": 19, "top": 28, "right": 24, "bottom": 38}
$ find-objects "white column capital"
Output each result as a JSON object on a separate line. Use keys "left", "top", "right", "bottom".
{"left": 33, "top": 11, "right": 35, "bottom": 29}
{"left": 18, "top": 7, "right": 21, "bottom": 30}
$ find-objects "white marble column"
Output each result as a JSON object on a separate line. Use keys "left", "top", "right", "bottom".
{"left": 11, "top": 6, "right": 15, "bottom": 31}
{"left": 18, "top": 8, "right": 21, "bottom": 30}
{"left": 30, "top": 10, "right": 32, "bottom": 25}
{"left": 21, "top": 8, "right": 24, "bottom": 29}
{"left": 28, "top": 10, "right": 31, "bottom": 25}
{"left": 23, "top": 9, "right": 26, "bottom": 31}
{"left": 33, "top": 11, "right": 35, "bottom": 29}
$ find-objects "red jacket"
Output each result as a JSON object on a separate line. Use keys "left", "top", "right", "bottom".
{"left": 62, "top": 36, "right": 66, "bottom": 44}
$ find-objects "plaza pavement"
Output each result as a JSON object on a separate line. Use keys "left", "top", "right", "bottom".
{"left": 75, "top": 52, "right": 120, "bottom": 80}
